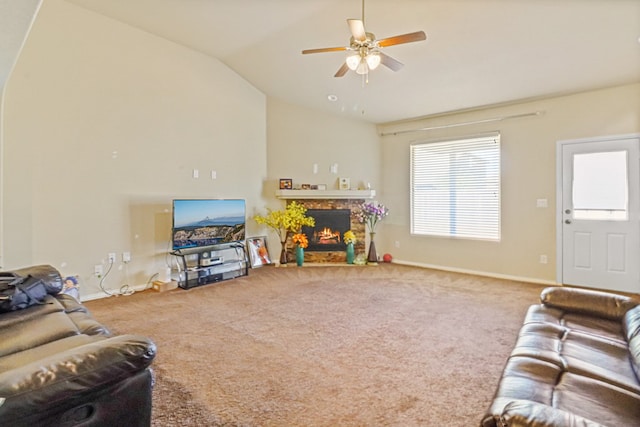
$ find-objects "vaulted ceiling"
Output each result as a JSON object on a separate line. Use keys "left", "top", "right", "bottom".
{"left": 25, "top": 1, "right": 640, "bottom": 123}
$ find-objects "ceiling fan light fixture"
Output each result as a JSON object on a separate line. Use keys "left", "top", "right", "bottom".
{"left": 365, "top": 52, "right": 381, "bottom": 70}
{"left": 346, "top": 53, "right": 361, "bottom": 70}
{"left": 355, "top": 60, "right": 369, "bottom": 75}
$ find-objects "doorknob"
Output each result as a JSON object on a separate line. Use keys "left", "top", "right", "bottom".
{"left": 565, "top": 219, "right": 572, "bottom": 224}
{"left": 565, "top": 209, "right": 571, "bottom": 214}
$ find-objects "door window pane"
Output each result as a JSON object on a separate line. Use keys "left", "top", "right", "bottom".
{"left": 573, "top": 150, "right": 628, "bottom": 220}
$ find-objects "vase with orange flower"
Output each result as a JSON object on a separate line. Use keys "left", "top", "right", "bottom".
{"left": 292, "top": 233, "right": 308, "bottom": 266}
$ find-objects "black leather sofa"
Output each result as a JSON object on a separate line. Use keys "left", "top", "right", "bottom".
{"left": 482, "top": 286, "right": 640, "bottom": 426}
{"left": 0, "top": 265, "right": 156, "bottom": 426}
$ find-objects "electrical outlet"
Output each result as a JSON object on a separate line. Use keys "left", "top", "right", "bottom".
{"left": 108, "top": 253, "right": 116, "bottom": 263}
{"left": 395, "top": 241, "right": 400, "bottom": 248}
{"left": 94, "top": 265, "right": 103, "bottom": 277}
{"left": 539, "top": 255, "right": 548, "bottom": 264}
{"left": 122, "top": 252, "right": 131, "bottom": 263}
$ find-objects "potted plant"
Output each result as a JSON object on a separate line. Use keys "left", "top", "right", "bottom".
{"left": 254, "top": 201, "right": 315, "bottom": 265}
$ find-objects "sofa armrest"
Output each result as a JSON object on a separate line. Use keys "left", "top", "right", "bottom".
{"left": 540, "top": 286, "right": 639, "bottom": 321}
{"left": 500, "top": 400, "right": 606, "bottom": 427}
{"left": 0, "top": 334, "right": 156, "bottom": 418}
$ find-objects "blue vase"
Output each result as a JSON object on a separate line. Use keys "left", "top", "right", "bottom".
{"left": 296, "top": 245, "right": 304, "bottom": 266}
{"left": 346, "top": 243, "right": 355, "bottom": 264}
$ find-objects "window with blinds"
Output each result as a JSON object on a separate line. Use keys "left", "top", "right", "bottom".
{"left": 410, "top": 134, "right": 501, "bottom": 241}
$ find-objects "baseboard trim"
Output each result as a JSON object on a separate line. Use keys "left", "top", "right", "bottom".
{"left": 392, "top": 260, "right": 558, "bottom": 286}
{"left": 81, "top": 283, "right": 150, "bottom": 302}
{"left": 80, "top": 263, "right": 556, "bottom": 301}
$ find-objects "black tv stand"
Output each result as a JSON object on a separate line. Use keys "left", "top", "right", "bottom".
{"left": 171, "top": 242, "right": 248, "bottom": 289}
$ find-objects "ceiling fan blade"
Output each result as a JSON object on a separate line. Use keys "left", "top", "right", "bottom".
{"left": 302, "top": 46, "right": 348, "bottom": 55}
{"left": 380, "top": 52, "right": 404, "bottom": 72}
{"left": 334, "top": 62, "right": 350, "bottom": 77}
{"left": 377, "top": 31, "right": 426, "bottom": 48}
{"left": 347, "top": 19, "right": 366, "bottom": 42}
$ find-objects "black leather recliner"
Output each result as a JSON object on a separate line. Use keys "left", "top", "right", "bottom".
{"left": 0, "top": 265, "right": 156, "bottom": 426}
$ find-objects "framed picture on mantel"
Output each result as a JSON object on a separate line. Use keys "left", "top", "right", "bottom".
{"left": 279, "top": 179, "right": 292, "bottom": 190}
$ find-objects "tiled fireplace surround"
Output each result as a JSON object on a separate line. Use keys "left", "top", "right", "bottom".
{"left": 285, "top": 198, "right": 367, "bottom": 263}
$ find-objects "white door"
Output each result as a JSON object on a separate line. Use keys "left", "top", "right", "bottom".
{"left": 558, "top": 135, "right": 640, "bottom": 293}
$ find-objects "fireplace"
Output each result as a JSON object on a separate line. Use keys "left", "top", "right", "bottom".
{"left": 281, "top": 196, "right": 370, "bottom": 263}
{"left": 302, "top": 209, "right": 350, "bottom": 252}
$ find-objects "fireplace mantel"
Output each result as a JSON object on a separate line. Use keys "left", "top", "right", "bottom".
{"left": 275, "top": 189, "right": 376, "bottom": 200}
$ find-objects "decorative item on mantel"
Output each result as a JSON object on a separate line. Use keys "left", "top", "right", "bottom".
{"left": 292, "top": 233, "right": 308, "bottom": 266}
{"left": 339, "top": 177, "right": 351, "bottom": 190}
{"left": 279, "top": 178, "right": 293, "bottom": 190}
{"left": 343, "top": 230, "right": 357, "bottom": 264}
{"left": 356, "top": 201, "right": 389, "bottom": 265}
{"left": 254, "top": 201, "right": 315, "bottom": 265}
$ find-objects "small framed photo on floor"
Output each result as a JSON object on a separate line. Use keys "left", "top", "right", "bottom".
{"left": 247, "top": 236, "right": 273, "bottom": 268}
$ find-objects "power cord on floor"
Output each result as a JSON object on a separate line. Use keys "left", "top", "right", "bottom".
{"left": 99, "top": 260, "right": 115, "bottom": 296}
{"left": 99, "top": 259, "right": 135, "bottom": 297}
{"left": 144, "top": 272, "right": 159, "bottom": 291}
{"left": 119, "top": 259, "right": 134, "bottom": 296}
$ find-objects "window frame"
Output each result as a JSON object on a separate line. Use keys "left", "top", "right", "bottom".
{"left": 410, "top": 133, "right": 501, "bottom": 241}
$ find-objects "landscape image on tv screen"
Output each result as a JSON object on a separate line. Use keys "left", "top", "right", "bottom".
{"left": 172, "top": 199, "right": 246, "bottom": 250}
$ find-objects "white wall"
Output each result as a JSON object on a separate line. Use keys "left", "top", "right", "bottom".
{"left": 0, "top": 0, "right": 41, "bottom": 88}
{"left": 1, "top": 0, "right": 267, "bottom": 298}
{"left": 266, "top": 98, "right": 380, "bottom": 194}
{"left": 263, "top": 97, "right": 380, "bottom": 238}
{"left": 378, "top": 83, "right": 640, "bottom": 283}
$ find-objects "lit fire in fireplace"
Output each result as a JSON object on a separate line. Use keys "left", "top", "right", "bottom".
{"left": 313, "top": 227, "right": 341, "bottom": 245}
{"left": 302, "top": 208, "right": 350, "bottom": 251}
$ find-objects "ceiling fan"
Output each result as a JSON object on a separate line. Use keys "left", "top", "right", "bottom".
{"left": 301, "top": 0, "right": 426, "bottom": 78}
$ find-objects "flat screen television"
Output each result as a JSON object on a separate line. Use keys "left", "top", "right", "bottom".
{"left": 172, "top": 199, "right": 246, "bottom": 250}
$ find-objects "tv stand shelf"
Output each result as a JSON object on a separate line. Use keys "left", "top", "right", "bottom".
{"left": 171, "top": 242, "right": 248, "bottom": 289}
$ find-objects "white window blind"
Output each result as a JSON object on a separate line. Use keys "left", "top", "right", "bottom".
{"left": 411, "top": 134, "right": 501, "bottom": 240}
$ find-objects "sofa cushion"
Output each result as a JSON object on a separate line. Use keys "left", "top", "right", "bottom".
{"left": 0, "top": 295, "right": 109, "bottom": 359}
{"left": 524, "top": 304, "right": 626, "bottom": 344}
{"left": 624, "top": 305, "right": 640, "bottom": 341}
{"left": 624, "top": 306, "right": 640, "bottom": 383}
{"left": 499, "top": 400, "right": 606, "bottom": 427}
{"left": 540, "top": 286, "right": 638, "bottom": 321}
{"left": 0, "top": 334, "right": 104, "bottom": 372}
{"left": 511, "top": 321, "right": 640, "bottom": 394}
{"left": 56, "top": 294, "right": 110, "bottom": 335}
{"left": 484, "top": 355, "right": 640, "bottom": 427}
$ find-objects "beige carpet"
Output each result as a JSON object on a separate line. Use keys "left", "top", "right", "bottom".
{"left": 85, "top": 264, "right": 546, "bottom": 426}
